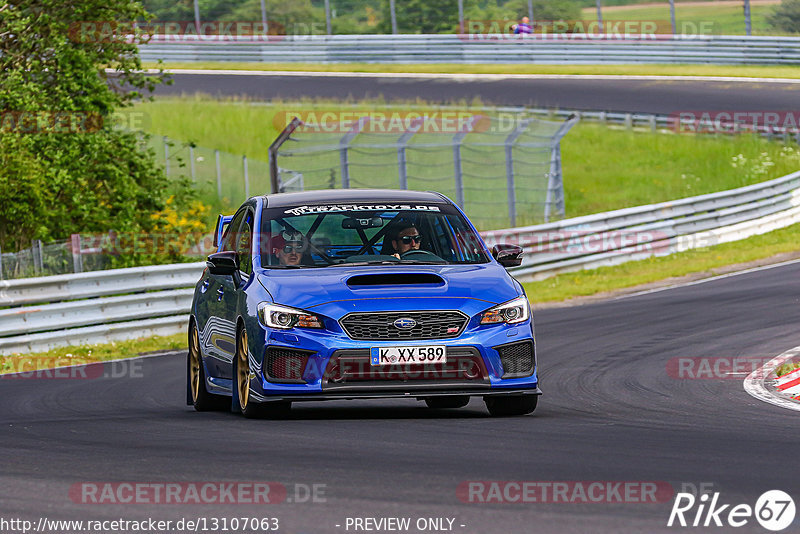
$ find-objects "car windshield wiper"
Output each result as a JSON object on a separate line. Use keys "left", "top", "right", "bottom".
{"left": 396, "top": 260, "right": 448, "bottom": 265}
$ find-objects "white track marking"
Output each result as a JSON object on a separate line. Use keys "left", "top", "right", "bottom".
{"left": 132, "top": 68, "right": 800, "bottom": 84}
{"left": 743, "top": 345, "right": 800, "bottom": 412}
{"left": 616, "top": 257, "right": 800, "bottom": 300}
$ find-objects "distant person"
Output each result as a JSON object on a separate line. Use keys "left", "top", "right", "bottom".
{"left": 513, "top": 16, "right": 532, "bottom": 34}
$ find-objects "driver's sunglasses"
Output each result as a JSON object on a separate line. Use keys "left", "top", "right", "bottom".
{"left": 399, "top": 235, "right": 422, "bottom": 245}
{"left": 283, "top": 244, "right": 305, "bottom": 253}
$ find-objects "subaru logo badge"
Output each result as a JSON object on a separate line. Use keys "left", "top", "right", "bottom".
{"left": 394, "top": 317, "right": 417, "bottom": 330}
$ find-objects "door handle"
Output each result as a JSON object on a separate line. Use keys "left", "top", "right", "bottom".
{"left": 216, "top": 287, "right": 224, "bottom": 301}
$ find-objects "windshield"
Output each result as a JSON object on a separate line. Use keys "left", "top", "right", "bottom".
{"left": 258, "top": 202, "right": 489, "bottom": 268}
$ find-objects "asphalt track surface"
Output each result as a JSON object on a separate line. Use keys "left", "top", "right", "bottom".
{"left": 2, "top": 261, "right": 799, "bottom": 533}
{"left": 154, "top": 72, "right": 800, "bottom": 114}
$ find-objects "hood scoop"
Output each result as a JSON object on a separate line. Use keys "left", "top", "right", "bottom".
{"left": 346, "top": 273, "right": 445, "bottom": 288}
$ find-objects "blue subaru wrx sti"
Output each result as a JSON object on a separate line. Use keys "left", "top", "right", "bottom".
{"left": 187, "top": 189, "right": 540, "bottom": 417}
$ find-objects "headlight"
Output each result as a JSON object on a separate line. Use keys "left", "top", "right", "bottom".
{"left": 479, "top": 296, "right": 530, "bottom": 325}
{"left": 257, "top": 302, "right": 323, "bottom": 329}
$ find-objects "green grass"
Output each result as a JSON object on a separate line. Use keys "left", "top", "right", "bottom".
{"left": 523, "top": 222, "right": 800, "bottom": 303}
{"left": 776, "top": 361, "right": 800, "bottom": 377}
{"left": 144, "top": 62, "right": 800, "bottom": 80}
{"left": 0, "top": 334, "right": 186, "bottom": 373}
{"left": 131, "top": 96, "right": 800, "bottom": 229}
{"left": 581, "top": 2, "right": 780, "bottom": 35}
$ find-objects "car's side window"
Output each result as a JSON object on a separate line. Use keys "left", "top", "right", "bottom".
{"left": 237, "top": 210, "right": 254, "bottom": 275}
{"left": 220, "top": 209, "right": 246, "bottom": 253}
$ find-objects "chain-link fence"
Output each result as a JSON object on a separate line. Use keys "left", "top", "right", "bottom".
{"left": 270, "top": 113, "right": 577, "bottom": 229}
{"left": 0, "top": 237, "right": 110, "bottom": 281}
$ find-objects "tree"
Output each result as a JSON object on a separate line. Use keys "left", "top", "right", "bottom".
{"left": 768, "top": 0, "right": 800, "bottom": 33}
{"left": 378, "top": 0, "right": 459, "bottom": 33}
{"left": 0, "top": 0, "right": 171, "bottom": 252}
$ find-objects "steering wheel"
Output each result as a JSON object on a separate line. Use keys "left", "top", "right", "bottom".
{"left": 400, "top": 249, "right": 443, "bottom": 260}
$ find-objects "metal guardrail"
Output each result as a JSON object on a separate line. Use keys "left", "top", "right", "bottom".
{"left": 484, "top": 170, "right": 800, "bottom": 280}
{"left": 2, "top": 170, "right": 800, "bottom": 353}
{"left": 138, "top": 34, "right": 800, "bottom": 65}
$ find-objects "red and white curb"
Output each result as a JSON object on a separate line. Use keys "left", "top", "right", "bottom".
{"left": 744, "top": 345, "right": 800, "bottom": 412}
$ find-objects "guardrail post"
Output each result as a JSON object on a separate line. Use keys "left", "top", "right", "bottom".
{"left": 243, "top": 155, "right": 250, "bottom": 198}
{"left": 215, "top": 149, "right": 222, "bottom": 199}
{"left": 650, "top": 115, "right": 657, "bottom": 132}
{"left": 504, "top": 118, "right": 532, "bottom": 227}
{"left": 624, "top": 113, "right": 633, "bottom": 130}
{"left": 71, "top": 234, "right": 83, "bottom": 274}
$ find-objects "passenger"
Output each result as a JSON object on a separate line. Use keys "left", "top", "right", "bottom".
{"left": 275, "top": 231, "right": 307, "bottom": 266}
{"left": 391, "top": 223, "right": 422, "bottom": 258}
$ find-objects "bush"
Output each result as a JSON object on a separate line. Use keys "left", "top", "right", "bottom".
{"left": 768, "top": 0, "right": 800, "bottom": 33}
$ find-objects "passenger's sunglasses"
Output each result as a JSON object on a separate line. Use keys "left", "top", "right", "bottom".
{"left": 399, "top": 235, "right": 422, "bottom": 245}
{"left": 283, "top": 244, "right": 306, "bottom": 253}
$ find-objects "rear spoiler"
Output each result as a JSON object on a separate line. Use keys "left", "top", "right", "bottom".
{"left": 213, "top": 214, "right": 234, "bottom": 250}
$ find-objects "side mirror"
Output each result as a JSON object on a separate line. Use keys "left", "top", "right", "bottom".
{"left": 492, "top": 244, "right": 523, "bottom": 268}
{"left": 207, "top": 251, "right": 238, "bottom": 276}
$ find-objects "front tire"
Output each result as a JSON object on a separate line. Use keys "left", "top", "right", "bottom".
{"left": 234, "top": 325, "right": 291, "bottom": 419}
{"left": 485, "top": 395, "right": 538, "bottom": 417}
{"left": 188, "top": 321, "right": 227, "bottom": 411}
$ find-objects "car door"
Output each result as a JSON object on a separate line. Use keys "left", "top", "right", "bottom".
{"left": 201, "top": 208, "right": 246, "bottom": 379}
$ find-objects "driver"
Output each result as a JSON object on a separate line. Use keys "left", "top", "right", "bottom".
{"left": 274, "top": 230, "right": 308, "bottom": 266}
{"left": 391, "top": 223, "right": 422, "bottom": 259}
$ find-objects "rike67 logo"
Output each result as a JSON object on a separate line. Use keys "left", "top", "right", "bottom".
{"left": 668, "top": 490, "right": 795, "bottom": 531}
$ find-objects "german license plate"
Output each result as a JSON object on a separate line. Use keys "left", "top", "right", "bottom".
{"left": 370, "top": 345, "right": 447, "bottom": 366}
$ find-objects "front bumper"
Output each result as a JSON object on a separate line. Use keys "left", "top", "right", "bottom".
{"left": 248, "top": 317, "right": 539, "bottom": 401}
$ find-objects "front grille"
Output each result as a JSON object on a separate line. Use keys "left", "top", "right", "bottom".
{"left": 265, "top": 347, "right": 313, "bottom": 383}
{"left": 339, "top": 311, "right": 468, "bottom": 341}
{"left": 322, "top": 347, "right": 489, "bottom": 391}
{"left": 495, "top": 341, "right": 535, "bottom": 378}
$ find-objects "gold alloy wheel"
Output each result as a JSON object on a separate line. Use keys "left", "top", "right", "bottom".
{"left": 189, "top": 326, "right": 201, "bottom": 403}
{"left": 237, "top": 329, "right": 250, "bottom": 411}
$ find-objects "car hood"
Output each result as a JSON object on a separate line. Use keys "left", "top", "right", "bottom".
{"left": 256, "top": 263, "right": 520, "bottom": 319}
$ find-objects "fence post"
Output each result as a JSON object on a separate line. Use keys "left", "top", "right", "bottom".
{"left": 269, "top": 116, "right": 304, "bottom": 194}
{"left": 451, "top": 115, "right": 482, "bottom": 210}
{"left": 397, "top": 118, "right": 423, "bottom": 190}
{"left": 0, "top": 244, "right": 4, "bottom": 280}
{"left": 163, "top": 136, "right": 170, "bottom": 177}
{"left": 215, "top": 149, "right": 222, "bottom": 199}
{"left": 70, "top": 234, "right": 83, "bottom": 274}
{"left": 545, "top": 114, "right": 579, "bottom": 222}
{"left": 504, "top": 118, "right": 532, "bottom": 227}
{"left": 31, "top": 240, "right": 43, "bottom": 275}
{"left": 189, "top": 145, "right": 196, "bottom": 182}
{"left": 243, "top": 155, "right": 250, "bottom": 198}
{"left": 339, "top": 117, "right": 370, "bottom": 189}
